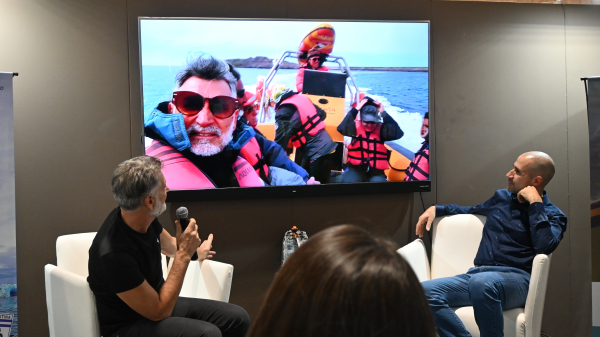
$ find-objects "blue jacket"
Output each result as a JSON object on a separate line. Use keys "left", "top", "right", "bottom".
{"left": 144, "top": 102, "right": 310, "bottom": 185}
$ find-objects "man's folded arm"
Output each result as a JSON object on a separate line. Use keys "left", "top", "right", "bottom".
{"left": 102, "top": 250, "right": 191, "bottom": 321}
{"left": 528, "top": 203, "right": 567, "bottom": 255}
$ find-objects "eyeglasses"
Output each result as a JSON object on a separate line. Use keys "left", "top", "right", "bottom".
{"left": 309, "top": 56, "right": 320, "bottom": 62}
{"left": 361, "top": 120, "right": 378, "bottom": 126}
{"left": 243, "top": 105, "right": 255, "bottom": 114}
{"left": 172, "top": 91, "right": 239, "bottom": 119}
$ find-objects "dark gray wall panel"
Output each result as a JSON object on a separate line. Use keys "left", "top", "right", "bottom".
{"left": 0, "top": 1, "right": 131, "bottom": 336}
{"left": 565, "top": 5, "right": 600, "bottom": 337}
{"left": 432, "top": 2, "right": 572, "bottom": 336}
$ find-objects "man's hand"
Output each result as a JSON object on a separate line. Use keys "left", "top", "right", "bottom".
{"left": 197, "top": 234, "right": 216, "bottom": 261}
{"left": 355, "top": 98, "right": 369, "bottom": 111}
{"left": 517, "top": 186, "right": 543, "bottom": 204}
{"left": 416, "top": 206, "right": 436, "bottom": 238}
{"left": 374, "top": 100, "right": 385, "bottom": 113}
{"left": 175, "top": 218, "right": 201, "bottom": 259}
{"left": 306, "top": 177, "right": 321, "bottom": 185}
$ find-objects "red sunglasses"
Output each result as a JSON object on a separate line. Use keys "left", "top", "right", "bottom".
{"left": 172, "top": 91, "right": 239, "bottom": 119}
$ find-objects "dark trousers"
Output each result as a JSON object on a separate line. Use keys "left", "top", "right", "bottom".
{"left": 301, "top": 152, "right": 335, "bottom": 184}
{"left": 340, "top": 165, "right": 387, "bottom": 183}
{"left": 111, "top": 297, "right": 250, "bottom": 337}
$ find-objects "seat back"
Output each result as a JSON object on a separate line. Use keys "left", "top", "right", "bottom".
{"left": 45, "top": 264, "right": 100, "bottom": 337}
{"left": 178, "top": 259, "right": 234, "bottom": 302}
{"left": 56, "top": 232, "right": 97, "bottom": 277}
{"left": 430, "top": 214, "right": 486, "bottom": 279}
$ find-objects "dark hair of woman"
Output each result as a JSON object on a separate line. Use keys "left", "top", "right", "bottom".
{"left": 247, "top": 224, "right": 436, "bottom": 337}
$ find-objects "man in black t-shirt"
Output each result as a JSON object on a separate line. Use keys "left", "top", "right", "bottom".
{"left": 87, "top": 156, "right": 250, "bottom": 337}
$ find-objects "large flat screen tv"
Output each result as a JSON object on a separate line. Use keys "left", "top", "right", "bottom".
{"left": 139, "top": 18, "right": 431, "bottom": 201}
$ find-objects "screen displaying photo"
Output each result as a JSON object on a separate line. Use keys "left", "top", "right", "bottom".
{"left": 140, "top": 19, "right": 429, "bottom": 191}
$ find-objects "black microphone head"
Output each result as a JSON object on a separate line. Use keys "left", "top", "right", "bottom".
{"left": 176, "top": 206, "right": 188, "bottom": 219}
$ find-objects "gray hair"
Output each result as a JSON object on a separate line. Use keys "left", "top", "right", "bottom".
{"left": 112, "top": 156, "right": 163, "bottom": 211}
{"left": 176, "top": 53, "right": 237, "bottom": 95}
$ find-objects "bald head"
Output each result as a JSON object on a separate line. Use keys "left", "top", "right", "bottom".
{"left": 521, "top": 151, "right": 555, "bottom": 187}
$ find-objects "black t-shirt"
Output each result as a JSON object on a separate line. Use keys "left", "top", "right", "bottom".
{"left": 87, "top": 207, "right": 164, "bottom": 337}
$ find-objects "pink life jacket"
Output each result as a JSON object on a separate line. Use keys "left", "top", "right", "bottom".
{"left": 146, "top": 140, "right": 266, "bottom": 189}
{"left": 404, "top": 144, "right": 429, "bottom": 181}
{"left": 347, "top": 121, "right": 389, "bottom": 171}
{"left": 280, "top": 95, "right": 326, "bottom": 148}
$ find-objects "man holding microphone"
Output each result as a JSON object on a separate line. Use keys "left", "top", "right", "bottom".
{"left": 87, "top": 156, "right": 249, "bottom": 337}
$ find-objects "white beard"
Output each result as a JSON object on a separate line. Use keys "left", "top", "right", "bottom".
{"left": 187, "top": 122, "right": 235, "bottom": 156}
{"left": 150, "top": 199, "right": 166, "bottom": 217}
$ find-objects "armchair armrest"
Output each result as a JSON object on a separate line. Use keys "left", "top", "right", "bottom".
{"left": 397, "top": 239, "right": 431, "bottom": 282}
{"left": 524, "top": 254, "right": 552, "bottom": 337}
{"left": 178, "top": 259, "right": 234, "bottom": 302}
{"left": 45, "top": 264, "right": 100, "bottom": 337}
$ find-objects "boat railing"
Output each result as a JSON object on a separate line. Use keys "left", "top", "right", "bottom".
{"left": 258, "top": 51, "right": 360, "bottom": 123}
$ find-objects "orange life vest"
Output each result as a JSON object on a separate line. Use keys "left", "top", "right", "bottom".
{"left": 347, "top": 121, "right": 389, "bottom": 170}
{"left": 280, "top": 95, "right": 326, "bottom": 148}
{"left": 146, "top": 140, "right": 267, "bottom": 189}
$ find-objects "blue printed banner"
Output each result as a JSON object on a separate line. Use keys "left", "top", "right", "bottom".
{"left": 0, "top": 72, "right": 17, "bottom": 336}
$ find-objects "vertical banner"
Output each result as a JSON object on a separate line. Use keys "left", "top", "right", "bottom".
{"left": 585, "top": 77, "right": 600, "bottom": 337}
{"left": 0, "top": 72, "right": 17, "bottom": 336}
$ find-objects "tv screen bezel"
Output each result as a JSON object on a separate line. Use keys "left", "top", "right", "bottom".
{"left": 137, "top": 17, "right": 432, "bottom": 202}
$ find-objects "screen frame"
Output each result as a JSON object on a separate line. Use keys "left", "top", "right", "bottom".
{"left": 137, "top": 17, "right": 432, "bottom": 202}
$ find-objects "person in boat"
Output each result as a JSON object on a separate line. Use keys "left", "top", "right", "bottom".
{"left": 88, "top": 156, "right": 250, "bottom": 337}
{"left": 144, "top": 54, "right": 316, "bottom": 189}
{"left": 238, "top": 91, "right": 263, "bottom": 137}
{"left": 270, "top": 85, "right": 337, "bottom": 184}
{"left": 296, "top": 47, "right": 330, "bottom": 92}
{"left": 405, "top": 112, "right": 429, "bottom": 181}
{"left": 337, "top": 97, "right": 404, "bottom": 183}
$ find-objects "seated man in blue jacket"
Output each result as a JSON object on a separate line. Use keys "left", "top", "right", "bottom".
{"left": 416, "top": 151, "right": 567, "bottom": 337}
{"left": 144, "top": 54, "right": 316, "bottom": 189}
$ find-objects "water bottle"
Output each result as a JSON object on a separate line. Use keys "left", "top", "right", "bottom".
{"left": 281, "top": 226, "right": 308, "bottom": 265}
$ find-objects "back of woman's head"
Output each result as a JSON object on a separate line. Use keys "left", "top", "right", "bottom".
{"left": 247, "top": 224, "right": 435, "bottom": 337}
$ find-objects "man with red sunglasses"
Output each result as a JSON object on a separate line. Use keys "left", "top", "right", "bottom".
{"left": 296, "top": 47, "right": 330, "bottom": 92}
{"left": 144, "top": 54, "right": 312, "bottom": 189}
{"left": 337, "top": 97, "right": 404, "bottom": 183}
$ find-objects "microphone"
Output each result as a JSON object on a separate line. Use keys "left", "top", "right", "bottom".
{"left": 175, "top": 206, "right": 198, "bottom": 261}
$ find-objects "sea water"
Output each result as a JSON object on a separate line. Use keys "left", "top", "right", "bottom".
{"left": 0, "top": 284, "right": 17, "bottom": 336}
{"left": 142, "top": 66, "right": 429, "bottom": 152}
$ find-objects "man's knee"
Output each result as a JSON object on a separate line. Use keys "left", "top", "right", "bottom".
{"left": 226, "top": 304, "right": 251, "bottom": 335}
{"left": 468, "top": 274, "right": 500, "bottom": 302}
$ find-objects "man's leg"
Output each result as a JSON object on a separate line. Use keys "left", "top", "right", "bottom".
{"left": 308, "top": 154, "right": 333, "bottom": 184}
{"left": 341, "top": 166, "right": 366, "bottom": 183}
{"left": 468, "top": 267, "right": 530, "bottom": 337}
{"left": 112, "top": 297, "right": 250, "bottom": 337}
{"left": 422, "top": 274, "right": 473, "bottom": 337}
{"left": 366, "top": 169, "right": 387, "bottom": 182}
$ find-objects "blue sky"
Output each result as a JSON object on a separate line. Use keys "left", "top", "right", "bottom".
{"left": 140, "top": 19, "right": 429, "bottom": 68}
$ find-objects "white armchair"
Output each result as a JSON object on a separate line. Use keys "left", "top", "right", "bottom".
{"left": 45, "top": 232, "right": 234, "bottom": 337}
{"left": 398, "top": 214, "right": 552, "bottom": 337}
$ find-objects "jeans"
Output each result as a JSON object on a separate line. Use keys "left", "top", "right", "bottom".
{"left": 421, "top": 266, "right": 530, "bottom": 337}
{"left": 111, "top": 297, "right": 250, "bottom": 337}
